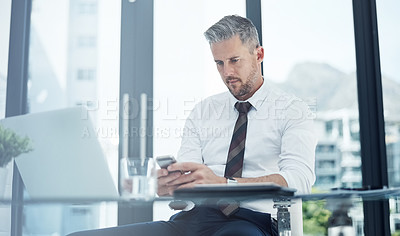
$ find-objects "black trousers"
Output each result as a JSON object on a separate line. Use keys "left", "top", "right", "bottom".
{"left": 67, "top": 206, "right": 278, "bottom": 236}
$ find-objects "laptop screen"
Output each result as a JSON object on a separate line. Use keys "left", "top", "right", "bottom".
{"left": 0, "top": 107, "right": 119, "bottom": 200}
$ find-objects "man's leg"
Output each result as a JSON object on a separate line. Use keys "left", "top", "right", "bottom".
{"left": 210, "top": 207, "right": 278, "bottom": 236}
{"left": 67, "top": 207, "right": 278, "bottom": 236}
{"left": 67, "top": 220, "right": 185, "bottom": 236}
{"left": 66, "top": 206, "right": 203, "bottom": 236}
{"left": 190, "top": 206, "right": 277, "bottom": 236}
{"left": 212, "top": 220, "right": 267, "bottom": 236}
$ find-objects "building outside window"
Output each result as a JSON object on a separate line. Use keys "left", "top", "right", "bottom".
{"left": 376, "top": 0, "right": 400, "bottom": 234}
{"left": 77, "top": 68, "right": 96, "bottom": 80}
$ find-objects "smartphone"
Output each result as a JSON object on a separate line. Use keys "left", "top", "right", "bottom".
{"left": 156, "top": 155, "right": 177, "bottom": 169}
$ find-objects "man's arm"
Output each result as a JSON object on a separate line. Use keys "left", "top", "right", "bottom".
{"left": 274, "top": 98, "right": 317, "bottom": 194}
{"left": 167, "top": 162, "right": 288, "bottom": 189}
{"left": 234, "top": 174, "right": 288, "bottom": 187}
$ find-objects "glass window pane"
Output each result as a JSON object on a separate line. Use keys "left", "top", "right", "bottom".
{"left": 154, "top": 0, "right": 246, "bottom": 158}
{"left": 376, "top": 0, "right": 400, "bottom": 234}
{"left": 262, "top": 0, "right": 360, "bottom": 190}
{"left": 25, "top": 0, "right": 121, "bottom": 234}
{"left": 0, "top": 1, "right": 12, "bottom": 234}
{"left": 376, "top": 0, "right": 400, "bottom": 189}
{"left": 153, "top": 0, "right": 245, "bottom": 220}
{"left": 261, "top": 1, "right": 362, "bottom": 234}
{"left": 0, "top": 0, "right": 12, "bottom": 119}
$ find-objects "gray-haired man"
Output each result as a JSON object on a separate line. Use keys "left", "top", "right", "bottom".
{"left": 69, "top": 15, "right": 315, "bottom": 236}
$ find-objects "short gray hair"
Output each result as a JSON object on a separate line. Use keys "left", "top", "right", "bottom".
{"left": 204, "top": 15, "right": 260, "bottom": 53}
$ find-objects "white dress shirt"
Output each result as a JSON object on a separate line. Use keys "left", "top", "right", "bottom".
{"left": 177, "top": 80, "right": 316, "bottom": 216}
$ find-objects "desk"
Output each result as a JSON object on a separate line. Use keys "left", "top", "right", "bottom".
{"left": 173, "top": 183, "right": 296, "bottom": 235}
{"left": 1, "top": 184, "right": 295, "bottom": 236}
{"left": 1, "top": 187, "right": 400, "bottom": 236}
{"left": 173, "top": 186, "right": 400, "bottom": 235}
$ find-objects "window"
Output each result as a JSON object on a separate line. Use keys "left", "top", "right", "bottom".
{"left": 0, "top": 1, "right": 12, "bottom": 234}
{"left": 153, "top": 0, "right": 246, "bottom": 221}
{"left": 261, "top": 0, "right": 360, "bottom": 191}
{"left": 261, "top": 1, "right": 364, "bottom": 233}
{"left": 25, "top": 0, "right": 121, "bottom": 234}
{"left": 376, "top": 1, "right": 400, "bottom": 233}
{"left": 376, "top": 0, "right": 400, "bottom": 189}
{"left": 0, "top": 0, "right": 11, "bottom": 119}
{"left": 325, "top": 121, "right": 333, "bottom": 136}
{"left": 77, "top": 68, "right": 96, "bottom": 80}
{"left": 318, "top": 160, "right": 335, "bottom": 169}
{"left": 153, "top": 0, "right": 246, "bottom": 159}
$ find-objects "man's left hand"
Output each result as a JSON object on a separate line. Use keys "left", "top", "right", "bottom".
{"left": 166, "top": 162, "right": 226, "bottom": 189}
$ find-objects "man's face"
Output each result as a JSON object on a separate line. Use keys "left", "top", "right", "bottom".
{"left": 210, "top": 35, "right": 264, "bottom": 101}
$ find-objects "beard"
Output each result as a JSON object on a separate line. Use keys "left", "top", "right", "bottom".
{"left": 226, "top": 63, "right": 258, "bottom": 99}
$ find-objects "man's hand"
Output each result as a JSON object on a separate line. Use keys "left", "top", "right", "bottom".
{"left": 166, "top": 162, "right": 226, "bottom": 189}
{"left": 157, "top": 168, "right": 182, "bottom": 196}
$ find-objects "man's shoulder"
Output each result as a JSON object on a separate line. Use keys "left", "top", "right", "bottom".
{"left": 193, "top": 91, "right": 232, "bottom": 109}
{"left": 267, "top": 86, "right": 308, "bottom": 109}
{"left": 266, "top": 86, "right": 314, "bottom": 122}
{"left": 187, "top": 91, "right": 233, "bottom": 120}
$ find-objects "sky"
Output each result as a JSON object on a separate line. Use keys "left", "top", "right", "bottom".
{"left": 376, "top": 0, "right": 400, "bottom": 82}
{"left": 261, "top": 0, "right": 357, "bottom": 82}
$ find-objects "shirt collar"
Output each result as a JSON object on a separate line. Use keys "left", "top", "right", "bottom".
{"left": 228, "top": 78, "right": 270, "bottom": 112}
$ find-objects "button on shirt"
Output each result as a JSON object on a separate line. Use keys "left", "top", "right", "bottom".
{"left": 177, "top": 81, "right": 316, "bottom": 217}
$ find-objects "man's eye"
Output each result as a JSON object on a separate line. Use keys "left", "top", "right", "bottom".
{"left": 216, "top": 61, "right": 223, "bottom": 66}
{"left": 231, "top": 58, "right": 239, "bottom": 63}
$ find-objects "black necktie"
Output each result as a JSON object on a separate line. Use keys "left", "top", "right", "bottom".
{"left": 220, "top": 101, "right": 252, "bottom": 216}
{"left": 170, "top": 102, "right": 253, "bottom": 214}
{"left": 224, "top": 102, "right": 252, "bottom": 178}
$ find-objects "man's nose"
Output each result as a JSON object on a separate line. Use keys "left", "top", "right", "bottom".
{"left": 223, "top": 64, "right": 234, "bottom": 77}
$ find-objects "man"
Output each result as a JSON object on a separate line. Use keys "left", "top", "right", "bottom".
{"left": 69, "top": 15, "right": 316, "bottom": 236}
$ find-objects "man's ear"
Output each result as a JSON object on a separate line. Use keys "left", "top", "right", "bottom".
{"left": 256, "top": 46, "right": 264, "bottom": 62}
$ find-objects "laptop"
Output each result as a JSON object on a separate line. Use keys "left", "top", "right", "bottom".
{"left": 0, "top": 107, "right": 119, "bottom": 200}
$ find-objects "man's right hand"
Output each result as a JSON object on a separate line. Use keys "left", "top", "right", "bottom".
{"left": 157, "top": 168, "right": 183, "bottom": 196}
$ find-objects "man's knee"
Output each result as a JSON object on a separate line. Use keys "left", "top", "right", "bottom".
{"left": 212, "top": 221, "right": 267, "bottom": 236}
